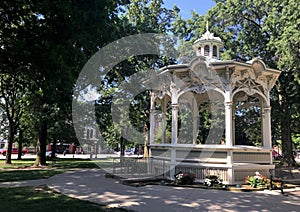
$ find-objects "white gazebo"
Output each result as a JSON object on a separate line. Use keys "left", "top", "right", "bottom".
{"left": 146, "top": 27, "right": 281, "bottom": 184}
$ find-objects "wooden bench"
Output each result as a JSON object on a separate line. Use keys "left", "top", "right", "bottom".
{"left": 269, "top": 174, "right": 284, "bottom": 194}
{"left": 269, "top": 169, "right": 300, "bottom": 195}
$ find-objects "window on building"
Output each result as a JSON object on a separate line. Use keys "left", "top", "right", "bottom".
{"left": 90, "top": 129, "right": 93, "bottom": 138}
{"left": 213, "top": 45, "right": 217, "bottom": 57}
{"left": 86, "top": 129, "right": 90, "bottom": 139}
{"left": 198, "top": 47, "right": 201, "bottom": 54}
{"left": 204, "top": 45, "right": 209, "bottom": 56}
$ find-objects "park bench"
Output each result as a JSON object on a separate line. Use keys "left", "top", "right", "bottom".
{"left": 269, "top": 168, "right": 300, "bottom": 195}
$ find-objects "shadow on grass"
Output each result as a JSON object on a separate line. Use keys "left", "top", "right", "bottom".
{"left": 0, "top": 186, "right": 129, "bottom": 212}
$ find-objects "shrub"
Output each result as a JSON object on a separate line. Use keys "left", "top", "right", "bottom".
{"left": 174, "top": 171, "right": 196, "bottom": 185}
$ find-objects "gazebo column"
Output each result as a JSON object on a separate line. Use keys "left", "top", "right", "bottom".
{"left": 217, "top": 46, "right": 220, "bottom": 59}
{"left": 262, "top": 107, "right": 272, "bottom": 149}
{"left": 192, "top": 98, "right": 198, "bottom": 145}
{"left": 170, "top": 82, "right": 180, "bottom": 180}
{"left": 169, "top": 104, "right": 179, "bottom": 180}
{"left": 170, "top": 82, "right": 179, "bottom": 144}
{"left": 209, "top": 45, "right": 213, "bottom": 58}
{"left": 232, "top": 100, "right": 236, "bottom": 145}
{"left": 161, "top": 98, "right": 167, "bottom": 144}
{"left": 225, "top": 91, "right": 234, "bottom": 184}
{"left": 171, "top": 104, "right": 179, "bottom": 144}
{"left": 224, "top": 101, "right": 233, "bottom": 146}
{"left": 149, "top": 92, "right": 156, "bottom": 144}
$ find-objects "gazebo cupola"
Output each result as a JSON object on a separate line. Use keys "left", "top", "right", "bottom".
{"left": 193, "top": 22, "right": 223, "bottom": 60}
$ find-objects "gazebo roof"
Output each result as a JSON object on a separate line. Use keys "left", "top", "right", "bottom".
{"left": 151, "top": 57, "right": 281, "bottom": 91}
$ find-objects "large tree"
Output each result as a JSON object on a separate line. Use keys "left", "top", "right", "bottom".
{"left": 0, "top": 73, "right": 29, "bottom": 164}
{"left": 29, "top": 0, "right": 125, "bottom": 165}
{"left": 0, "top": 0, "right": 35, "bottom": 164}
{"left": 1, "top": 0, "right": 126, "bottom": 165}
{"left": 95, "top": 0, "right": 179, "bottom": 154}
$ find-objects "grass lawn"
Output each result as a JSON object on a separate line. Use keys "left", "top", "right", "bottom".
{"left": 0, "top": 159, "right": 129, "bottom": 211}
{"left": 0, "top": 157, "right": 148, "bottom": 182}
{"left": 0, "top": 159, "right": 36, "bottom": 169}
{"left": 0, "top": 158, "right": 116, "bottom": 182}
{"left": 52, "top": 158, "right": 100, "bottom": 169}
{"left": 0, "top": 186, "right": 127, "bottom": 212}
{"left": 0, "top": 158, "right": 100, "bottom": 169}
{"left": 0, "top": 158, "right": 97, "bottom": 182}
{"left": 0, "top": 169, "right": 64, "bottom": 182}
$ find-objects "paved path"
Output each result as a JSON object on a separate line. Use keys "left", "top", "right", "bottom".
{"left": 1, "top": 169, "right": 300, "bottom": 212}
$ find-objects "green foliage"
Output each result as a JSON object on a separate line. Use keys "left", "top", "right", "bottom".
{"left": 123, "top": 0, "right": 177, "bottom": 33}
{"left": 95, "top": 1, "right": 179, "bottom": 149}
{"left": 171, "top": 12, "right": 206, "bottom": 62}
{"left": 246, "top": 176, "right": 266, "bottom": 188}
{"left": 235, "top": 96, "right": 262, "bottom": 146}
{"left": 154, "top": 126, "right": 171, "bottom": 144}
{"left": 0, "top": 0, "right": 128, "bottom": 165}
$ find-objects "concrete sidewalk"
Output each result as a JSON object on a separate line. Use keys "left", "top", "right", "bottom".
{"left": 46, "top": 169, "right": 300, "bottom": 212}
{"left": 1, "top": 169, "right": 300, "bottom": 211}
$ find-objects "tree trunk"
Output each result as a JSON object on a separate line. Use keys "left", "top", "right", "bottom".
{"left": 34, "top": 137, "right": 40, "bottom": 166}
{"left": 40, "top": 120, "right": 47, "bottom": 165}
{"left": 17, "top": 129, "right": 23, "bottom": 160}
{"left": 120, "top": 136, "right": 125, "bottom": 157}
{"left": 35, "top": 120, "right": 47, "bottom": 166}
{"left": 280, "top": 103, "right": 297, "bottom": 166}
{"left": 5, "top": 125, "right": 15, "bottom": 164}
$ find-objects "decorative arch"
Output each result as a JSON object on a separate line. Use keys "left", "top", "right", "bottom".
{"left": 231, "top": 88, "right": 268, "bottom": 107}
{"left": 233, "top": 91, "right": 264, "bottom": 146}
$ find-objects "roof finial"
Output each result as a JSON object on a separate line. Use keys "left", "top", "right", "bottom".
{"left": 206, "top": 21, "right": 209, "bottom": 32}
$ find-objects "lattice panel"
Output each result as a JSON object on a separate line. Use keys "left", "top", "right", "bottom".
{"left": 151, "top": 149, "right": 171, "bottom": 158}
{"left": 175, "top": 166, "right": 228, "bottom": 182}
{"left": 233, "top": 152, "right": 270, "bottom": 163}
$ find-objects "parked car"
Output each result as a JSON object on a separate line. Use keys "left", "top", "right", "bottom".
{"left": 114, "top": 148, "right": 135, "bottom": 156}
{"left": 0, "top": 148, "right": 28, "bottom": 156}
{"left": 124, "top": 148, "right": 134, "bottom": 155}
{"left": 46, "top": 151, "right": 57, "bottom": 158}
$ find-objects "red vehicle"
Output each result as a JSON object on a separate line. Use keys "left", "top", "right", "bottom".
{"left": 0, "top": 148, "right": 28, "bottom": 156}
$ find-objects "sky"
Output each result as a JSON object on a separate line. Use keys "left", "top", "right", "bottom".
{"left": 163, "top": 0, "right": 216, "bottom": 19}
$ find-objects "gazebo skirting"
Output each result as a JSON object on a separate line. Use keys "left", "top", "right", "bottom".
{"left": 149, "top": 145, "right": 274, "bottom": 184}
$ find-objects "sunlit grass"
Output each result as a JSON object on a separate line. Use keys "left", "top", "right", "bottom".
{"left": 0, "top": 158, "right": 98, "bottom": 182}
{"left": 0, "top": 159, "right": 35, "bottom": 169}
{"left": 0, "top": 157, "right": 149, "bottom": 182}
{"left": 0, "top": 158, "right": 101, "bottom": 169}
{"left": 0, "top": 169, "right": 63, "bottom": 182}
{"left": 51, "top": 158, "right": 100, "bottom": 169}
